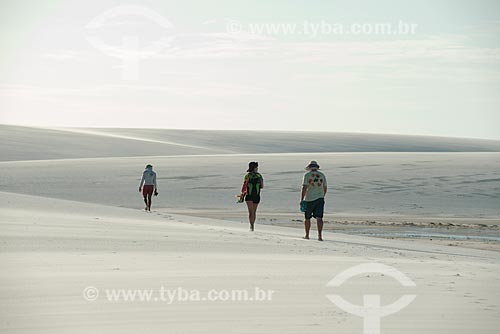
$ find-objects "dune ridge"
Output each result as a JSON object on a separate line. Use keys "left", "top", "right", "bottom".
{"left": 2, "top": 124, "right": 500, "bottom": 162}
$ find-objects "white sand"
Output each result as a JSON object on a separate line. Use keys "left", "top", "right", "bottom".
{"left": 2, "top": 125, "right": 500, "bottom": 161}
{"left": 1, "top": 191, "right": 499, "bottom": 333}
{"left": 1, "top": 125, "right": 500, "bottom": 333}
{"left": 1, "top": 152, "right": 499, "bottom": 218}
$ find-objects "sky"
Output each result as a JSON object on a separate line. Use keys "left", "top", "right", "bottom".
{"left": 1, "top": 0, "right": 500, "bottom": 139}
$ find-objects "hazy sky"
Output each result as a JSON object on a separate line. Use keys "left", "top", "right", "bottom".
{"left": 1, "top": 0, "right": 499, "bottom": 139}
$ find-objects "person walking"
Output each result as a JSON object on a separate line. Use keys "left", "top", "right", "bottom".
{"left": 139, "top": 164, "right": 158, "bottom": 211}
{"left": 241, "top": 161, "right": 264, "bottom": 231}
{"left": 300, "top": 161, "right": 327, "bottom": 241}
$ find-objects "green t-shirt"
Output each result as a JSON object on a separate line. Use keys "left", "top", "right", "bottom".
{"left": 244, "top": 172, "right": 263, "bottom": 196}
{"left": 302, "top": 170, "right": 327, "bottom": 201}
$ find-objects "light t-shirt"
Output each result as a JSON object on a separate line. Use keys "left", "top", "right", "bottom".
{"left": 140, "top": 168, "right": 157, "bottom": 188}
{"left": 302, "top": 170, "right": 327, "bottom": 202}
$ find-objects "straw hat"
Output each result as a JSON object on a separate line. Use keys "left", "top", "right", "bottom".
{"left": 305, "top": 160, "right": 320, "bottom": 170}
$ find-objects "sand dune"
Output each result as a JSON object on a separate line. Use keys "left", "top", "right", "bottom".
{"left": 81, "top": 127, "right": 500, "bottom": 153}
{"left": 2, "top": 124, "right": 500, "bottom": 161}
{"left": 1, "top": 191, "right": 499, "bottom": 333}
{"left": 1, "top": 125, "right": 499, "bottom": 333}
{"left": 0, "top": 125, "right": 222, "bottom": 161}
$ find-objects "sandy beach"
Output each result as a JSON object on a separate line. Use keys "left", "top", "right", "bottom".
{"left": 1, "top": 125, "right": 499, "bottom": 333}
{"left": 2, "top": 191, "right": 500, "bottom": 333}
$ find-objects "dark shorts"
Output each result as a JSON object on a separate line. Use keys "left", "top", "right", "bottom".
{"left": 245, "top": 194, "right": 261, "bottom": 204}
{"left": 142, "top": 185, "right": 154, "bottom": 196}
{"left": 304, "top": 198, "right": 325, "bottom": 219}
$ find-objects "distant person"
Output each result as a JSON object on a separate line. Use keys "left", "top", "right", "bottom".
{"left": 300, "top": 161, "right": 327, "bottom": 241}
{"left": 139, "top": 164, "right": 158, "bottom": 211}
{"left": 241, "top": 161, "right": 264, "bottom": 231}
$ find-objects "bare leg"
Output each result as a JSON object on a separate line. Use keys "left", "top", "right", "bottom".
{"left": 143, "top": 196, "right": 148, "bottom": 210}
{"left": 252, "top": 203, "right": 259, "bottom": 230}
{"left": 147, "top": 194, "right": 152, "bottom": 211}
{"left": 304, "top": 219, "right": 311, "bottom": 239}
{"left": 246, "top": 201, "right": 255, "bottom": 231}
{"left": 317, "top": 217, "right": 323, "bottom": 241}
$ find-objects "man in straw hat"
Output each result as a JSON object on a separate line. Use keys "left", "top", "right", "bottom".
{"left": 300, "top": 161, "right": 327, "bottom": 241}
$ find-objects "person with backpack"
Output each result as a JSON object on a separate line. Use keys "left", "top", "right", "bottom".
{"left": 300, "top": 161, "right": 327, "bottom": 241}
{"left": 241, "top": 161, "right": 264, "bottom": 231}
{"left": 139, "top": 164, "right": 158, "bottom": 211}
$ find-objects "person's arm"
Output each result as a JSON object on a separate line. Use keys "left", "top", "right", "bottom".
{"left": 301, "top": 173, "right": 308, "bottom": 202}
{"left": 139, "top": 173, "right": 145, "bottom": 192}
{"left": 153, "top": 173, "right": 157, "bottom": 191}
{"left": 241, "top": 174, "right": 249, "bottom": 194}
{"left": 301, "top": 185, "right": 308, "bottom": 202}
{"left": 323, "top": 174, "right": 328, "bottom": 196}
{"left": 260, "top": 175, "right": 264, "bottom": 190}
